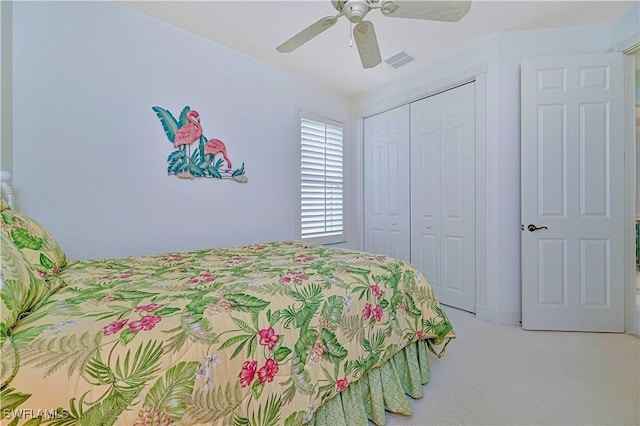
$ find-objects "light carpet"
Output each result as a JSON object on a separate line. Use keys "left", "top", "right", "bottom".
{"left": 386, "top": 307, "right": 640, "bottom": 426}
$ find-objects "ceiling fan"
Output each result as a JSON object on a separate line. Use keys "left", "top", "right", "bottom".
{"left": 276, "top": 0, "right": 472, "bottom": 69}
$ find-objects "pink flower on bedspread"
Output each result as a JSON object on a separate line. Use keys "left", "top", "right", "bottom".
{"left": 281, "top": 271, "right": 310, "bottom": 283}
{"left": 239, "top": 360, "right": 258, "bottom": 387}
{"left": 373, "top": 305, "right": 383, "bottom": 322}
{"left": 199, "top": 272, "right": 216, "bottom": 283}
{"left": 129, "top": 315, "right": 161, "bottom": 333}
{"left": 99, "top": 295, "right": 118, "bottom": 304}
{"left": 135, "top": 303, "right": 162, "bottom": 312}
{"left": 118, "top": 269, "right": 134, "bottom": 279}
{"left": 160, "top": 253, "right": 182, "bottom": 262}
{"left": 294, "top": 253, "right": 315, "bottom": 263}
{"left": 226, "top": 256, "right": 247, "bottom": 264}
{"left": 289, "top": 271, "right": 310, "bottom": 280}
{"left": 257, "top": 358, "right": 279, "bottom": 384}
{"left": 370, "top": 284, "right": 383, "bottom": 299}
{"left": 258, "top": 327, "right": 280, "bottom": 350}
{"left": 336, "top": 378, "right": 349, "bottom": 392}
{"left": 363, "top": 303, "right": 372, "bottom": 320}
{"left": 103, "top": 319, "right": 128, "bottom": 335}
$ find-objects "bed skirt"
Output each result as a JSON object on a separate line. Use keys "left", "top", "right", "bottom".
{"left": 309, "top": 339, "right": 440, "bottom": 426}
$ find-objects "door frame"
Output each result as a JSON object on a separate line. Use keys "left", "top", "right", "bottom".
{"left": 622, "top": 43, "right": 639, "bottom": 334}
{"left": 355, "top": 63, "right": 488, "bottom": 319}
{"left": 615, "top": 32, "right": 639, "bottom": 333}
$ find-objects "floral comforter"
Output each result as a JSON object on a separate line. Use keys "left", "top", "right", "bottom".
{"left": 1, "top": 241, "right": 453, "bottom": 425}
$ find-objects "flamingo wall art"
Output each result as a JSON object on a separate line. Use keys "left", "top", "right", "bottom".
{"left": 152, "top": 105, "right": 248, "bottom": 183}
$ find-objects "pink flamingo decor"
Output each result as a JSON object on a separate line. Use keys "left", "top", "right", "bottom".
{"left": 204, "top": 139, "right": 232, "bottom": 170}
{"left": 174, "top": 110, "right": 202, "bottom": 160}
{"left": 152, "top": 105, "right": 247, "bottom": 182}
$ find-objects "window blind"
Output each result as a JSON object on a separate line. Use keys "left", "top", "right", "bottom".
{"left": 300, "top": 115, "right": 344, "bottom": 243}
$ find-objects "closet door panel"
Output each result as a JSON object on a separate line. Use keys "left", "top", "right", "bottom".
{"left": 443, "top": 127, "right": 463, "bottom": 219}
{"left": 444, "top": 236, "right": 464, "bottom": 292}
{"left": 363, "top": 105, "right": 411, "bottom": 262}
{"left": 419, "top": 233, "right": 439, "bottom": 291}
{"left": 410, "top": 94, "right": 441, "bottom": 287}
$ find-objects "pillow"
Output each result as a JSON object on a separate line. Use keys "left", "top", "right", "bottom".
{"left": 0, "top": 209, "right": 66, "bottom": 281}
{"left": 0, "top": 233, "right": 51, "bottom": 331}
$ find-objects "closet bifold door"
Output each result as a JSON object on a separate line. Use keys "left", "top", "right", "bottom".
{"left": 363, "top": 104, "right": 411, "bottom": 263}
{"left": 410, "top": 82, "right": 476, "bottom": 313}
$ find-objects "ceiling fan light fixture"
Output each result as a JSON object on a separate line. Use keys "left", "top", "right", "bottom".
{"left": 346, "top": 0, "right": 370, "bottom": 23}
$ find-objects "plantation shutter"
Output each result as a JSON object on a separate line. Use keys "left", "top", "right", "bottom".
{"left": 300, "top": 113, "right": 345, "bottom": 244}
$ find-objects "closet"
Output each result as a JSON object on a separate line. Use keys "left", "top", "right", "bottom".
{"left": 363, "top": 82, "right": 476, "bottom": 312}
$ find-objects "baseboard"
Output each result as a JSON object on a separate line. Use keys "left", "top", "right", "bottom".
{"left": 475, "top": 304, "right": 521, "bottom": 326}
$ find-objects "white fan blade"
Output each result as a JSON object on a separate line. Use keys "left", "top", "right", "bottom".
{"left": 276, "top": 15, "right": 339, "bottom": 53}
{"left": 353, "top": 21, "right": 382, "bottom": 69}
{"left": 381, "top": 0, "right": 471, "bottom": 22}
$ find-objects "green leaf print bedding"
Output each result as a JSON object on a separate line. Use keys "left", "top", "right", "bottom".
{"left": 1, "top": 241, "right": 453, "bottom": 425}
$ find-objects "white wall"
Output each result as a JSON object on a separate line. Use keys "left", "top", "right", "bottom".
{"left": 0, "top": 1, "right": 12, "bottom": 177}
{"left": 12, "top": 1, "right": 352, "bottom": 260}
{"left": 354, "top": 25, "right": 610, "bottom": 322}
{"left": 608, "top": 3, "right": 640, "bottom": 52}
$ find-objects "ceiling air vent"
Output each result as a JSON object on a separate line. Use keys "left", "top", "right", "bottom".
{"left": 384, "top": 49, "right": 415, "bottom": 69}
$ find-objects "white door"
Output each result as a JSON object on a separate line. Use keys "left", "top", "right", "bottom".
{"left": 521, "top": 53, "right": 625, "bottom": 332}
{"left": 363, "top": 104, "right": 411, "bottom": 262}
{"left": 410, "top": 82, "right": 476, "bottom": 312}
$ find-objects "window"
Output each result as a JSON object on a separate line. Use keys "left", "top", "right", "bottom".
{"left": 299, "top": 112, "right": 345, "bottom": 244}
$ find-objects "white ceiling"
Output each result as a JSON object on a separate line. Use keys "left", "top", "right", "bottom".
{"left": 121, "top": 0, "right": 637, "bottom": 97}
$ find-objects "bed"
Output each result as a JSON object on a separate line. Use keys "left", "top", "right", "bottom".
{"left": 0, "top": 179, "right": 454, "bottom": 426}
